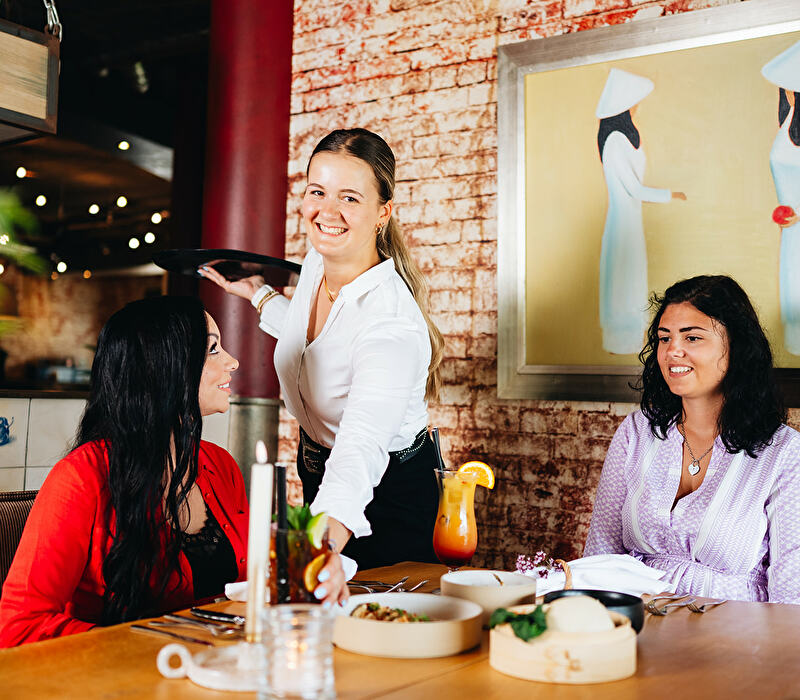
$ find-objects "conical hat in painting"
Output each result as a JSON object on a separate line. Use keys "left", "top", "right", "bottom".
{"left": 595, "top": 68, "right": 655, "bottom": 118}
{"left": 762, "top": 40, "right": 800, "bottom": 92}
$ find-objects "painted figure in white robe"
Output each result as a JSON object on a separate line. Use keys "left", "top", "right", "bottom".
{"left": 763, "top": 41, "right": 800, "bottom": 354}
{"left": 596, "top": 69, "right": 686, "bottom": 354}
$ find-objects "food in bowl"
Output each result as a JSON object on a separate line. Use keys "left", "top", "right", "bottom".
{"left": 350, "top": 602, "right": 432, "bottom": 622}
{"left": 546, "top": 595, "right": 614, "bottom": 633}
{"left": 440, "top": 569, "right": 537, "bottom": 626}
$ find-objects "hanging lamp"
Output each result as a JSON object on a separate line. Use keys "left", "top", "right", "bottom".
{"left": 0, "top": 0, "right": 61, "bottom": 144}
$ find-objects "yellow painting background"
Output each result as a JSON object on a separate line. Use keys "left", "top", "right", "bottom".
{"left": 525, "top": 31, "right": 800, "bottom": 368}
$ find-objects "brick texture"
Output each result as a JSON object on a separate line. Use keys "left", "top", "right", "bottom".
{"left": 281, "top": 0, "right": 755, "bottom": 569}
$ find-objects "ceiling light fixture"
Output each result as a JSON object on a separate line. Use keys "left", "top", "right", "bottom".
{"left": 50, "top": 271, "right": 58, "bottom": 281}
{"left": 116, "top": 195, "right": 127, "bottom": 208}
{"left": 144, "top": 232, "right": 155, "bottom": 244}
{"left": 88, "top": 204, "right": 100, "bottom": 215}
{"left": 35, "top": 195, "right": 47, "bottom": 206}
{"left": 128, "top": 237, "right": 140, "bottom": 249}
{"left": 0, "top": 264, "right": 5, "bottom": 275}
{"left": 15, "top": 167, "right": 26, "bottom": 179}
{"left": 56, "top": 261, "right": 67, "bottom": 273}
{"left": 150, "top": 212, "right": 162, "bottom": 224}
{"left": 117, "top": 140, "right": 130, "bottom": 151}
{"left": 83, "top": 269, "right": 92, "bottom": 279}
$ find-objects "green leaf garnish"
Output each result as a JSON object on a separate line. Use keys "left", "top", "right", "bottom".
{"left": 489, "top": 605, "right": 547, "bottom": 642}
{"left": 286, "top": 503, "right": 313, "bottom": 530}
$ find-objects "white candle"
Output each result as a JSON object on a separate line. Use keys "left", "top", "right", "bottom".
{"left": 245, "top": 440, "right": 272, "bottom": 643}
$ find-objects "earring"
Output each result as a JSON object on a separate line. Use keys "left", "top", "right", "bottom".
{"left": 375, "top": 223, "right": 384, "bottom": 237}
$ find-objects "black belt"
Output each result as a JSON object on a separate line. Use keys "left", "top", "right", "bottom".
{"left": 299, "top": 427, "right": 428, "bottom": 475}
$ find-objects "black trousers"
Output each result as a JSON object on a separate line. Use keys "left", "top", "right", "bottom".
{"left": 297, "top": 427, "right": 439, "bottom": 570}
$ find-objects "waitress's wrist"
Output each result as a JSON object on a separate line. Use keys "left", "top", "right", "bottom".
{"left": 251, "top": 284, "right": 277, "bottom": 314}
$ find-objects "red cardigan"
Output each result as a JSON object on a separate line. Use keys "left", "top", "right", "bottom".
{"left": 0, "top": 440, "right": 249, "bottom": 647}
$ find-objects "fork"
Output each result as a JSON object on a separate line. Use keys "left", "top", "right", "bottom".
{"left": 644, "top": 594, "right": 687, "bottom": 613}
{"left": 687, "top": 599, "right": 727, "bottom": 613}
{"left": 395, "top": 579, "right": 429, "bottom": 593}
{"left": 149, "top": 615, "right": 242, "bottom": 638}
{"left": 647, "top": 597, "right": 696, "bottom": 616}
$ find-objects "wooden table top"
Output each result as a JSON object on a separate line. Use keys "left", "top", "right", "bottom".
{"left": 1, "top": 561, "right": 798, "bottom": 699}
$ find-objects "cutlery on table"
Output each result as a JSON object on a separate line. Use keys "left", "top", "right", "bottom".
{"left": 382, "top": 577, "right": 409, "bottom": 593}
{"left": 647, "top": 598, "right": 697, "bottom": 616}
{"left": 348, "top": 583, "right": 376, "bottom": 593}
{"left": 151, "top": 614, "right": 242, "bottom": 638}
{"left": 687, "top": 599, "right": 727, "bottom": 613}
{"left": 399, "top": 579, "right": 429, "bottom": 592}
{"left": 190, "top": 607, "right": 245, "bottom": 626}
{"left": 352, "top": 578, "right": 409, "bottom": 589}
{"left": 644, "top": 594, "right": 687, "bottom": 613}
{"left": 131, "top": 624, "right": 215, "bottom": 646}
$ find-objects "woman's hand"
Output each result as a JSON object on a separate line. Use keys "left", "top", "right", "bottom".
{"left": 197, "top": 265, "right": 266, "bottom": 301}
{"left": 313, "top": 551, "right": 349, "bottom": 608}
{"left": 780, "top": 213, "right": 799, "bottom": 229}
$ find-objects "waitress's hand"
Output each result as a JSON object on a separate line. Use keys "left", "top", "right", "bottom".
{"left": 197, "top": 265, "right": 266, "bottom": 301}
{"left": 780, "top": 213, "right": 799, "bottom": 228}
{"left": 313, "top": 551, "right": 349, "bottom": 608}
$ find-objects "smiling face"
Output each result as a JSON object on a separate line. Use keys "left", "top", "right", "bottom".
{"left": 301, "top": 151, "right": 391, "bottom": 270}
{"left": 656, "top": 302, "right": 729, "bottom": 403}
{"left": 198, "top": 313, "right": 239, "bottom": 417}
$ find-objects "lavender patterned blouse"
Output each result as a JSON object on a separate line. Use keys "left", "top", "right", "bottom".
{"left": 584, "top": 410, "right": 800, "bottom": 604}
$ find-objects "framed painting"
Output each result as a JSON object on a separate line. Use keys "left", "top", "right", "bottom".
{"left": 497, "top": 0, "right": 800, "bottom": 402}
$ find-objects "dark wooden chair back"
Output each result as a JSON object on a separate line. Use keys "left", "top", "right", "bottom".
{"left": 0, "top": 490, "right": 37, "bottom": 589}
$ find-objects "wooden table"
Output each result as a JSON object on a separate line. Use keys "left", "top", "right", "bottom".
{"left": 1, "top": 561, "right": 798, "bottom": 699}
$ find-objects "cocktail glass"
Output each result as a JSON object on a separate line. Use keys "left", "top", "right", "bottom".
{"left": 269, "top": 525, "right": 329, "bottom": 604}
{"left": 432, "top": 469, "right": 479, "bottom": 571}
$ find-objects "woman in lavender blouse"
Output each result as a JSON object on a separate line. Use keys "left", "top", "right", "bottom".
{"left": 584, "top": 275, "right": 800, "bottom": 603}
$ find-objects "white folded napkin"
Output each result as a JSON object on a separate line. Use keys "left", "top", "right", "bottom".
{"left": 225, "top": 554, "right": 358, "bottom": 602}
{"left": 521, "top": 553, "right": 676, "bottom": 597}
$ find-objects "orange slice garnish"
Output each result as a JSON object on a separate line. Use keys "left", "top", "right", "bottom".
{"left": 457, "top": 460, "right": 494, "bottom": 489}
{"left": 303, "top": 553, "right": 327, "bottom": 593}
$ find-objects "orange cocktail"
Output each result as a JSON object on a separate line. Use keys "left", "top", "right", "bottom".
{"left": 432, "top": 470, "right": 479, "bottom": 570}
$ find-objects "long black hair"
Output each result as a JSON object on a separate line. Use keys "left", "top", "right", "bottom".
{"left": 638, "top": 275, "right": 785, "bottom": 457}
{"left": 598, "top": 110, "right": 640, "bottom": 160}
{"left": 74, "top": 296, "right": 207, "bottom": 624}
{"left": 778, "top": 89, "right": 800, "bottom": 147}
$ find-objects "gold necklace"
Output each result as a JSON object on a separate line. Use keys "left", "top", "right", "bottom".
{"left": 677, "top": 421, "right": 715, "bottom": 477}
{"left": 322, "top": 274, "right": 337, "bottom": 303}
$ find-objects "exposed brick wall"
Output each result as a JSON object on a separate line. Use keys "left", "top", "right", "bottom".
{"left": 279, "top": 0, "right": 770, "bottom": 569}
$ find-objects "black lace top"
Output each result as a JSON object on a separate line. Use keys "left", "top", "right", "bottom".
{"left": 180, "top": 503, "right": 238, "bottom": 600}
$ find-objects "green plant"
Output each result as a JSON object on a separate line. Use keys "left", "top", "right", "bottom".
{"left": 0, "top": 189, "right": 48, "bottom": 275}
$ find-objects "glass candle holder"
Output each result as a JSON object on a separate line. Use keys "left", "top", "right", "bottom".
{"left": 258, "top": 604, "right": 335, "bottom": 700}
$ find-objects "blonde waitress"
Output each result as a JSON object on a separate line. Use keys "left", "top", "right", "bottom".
{"left": 200, "top": 128, "right": 444, "bottom": 573}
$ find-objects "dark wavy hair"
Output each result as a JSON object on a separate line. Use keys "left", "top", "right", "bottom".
{"left": 74, "top": 296, "right": 207, "bottom": 624}
{"left": 638, "top": 275, "right": 785, "bottom": 457}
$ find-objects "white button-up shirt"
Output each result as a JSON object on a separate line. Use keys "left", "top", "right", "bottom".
{"left": 253, "top": 247, "right": 430, "bottom": 538}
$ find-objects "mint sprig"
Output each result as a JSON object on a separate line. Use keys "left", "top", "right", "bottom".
{"left": 286, "top": 503, "right": 312, "bottom": 530}
{"left": 489, "top": 605, "right": 547, "bottom": 642}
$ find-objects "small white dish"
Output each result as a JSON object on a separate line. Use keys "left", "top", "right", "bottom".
{"left": 440, "top": 570, "right": 537, "bottom": 626}
{"left": 334, "top": 592, "right": 482, "bottom": 658}
{"left": 157, "top": 642, "right": 264, "bottom": 692}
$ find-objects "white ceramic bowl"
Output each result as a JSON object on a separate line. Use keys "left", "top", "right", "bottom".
{"left": 440, "top": 570, "right": 538, "bottom": 626}
{"left": 334, "top": 592, "right": 482, "bottom": 658}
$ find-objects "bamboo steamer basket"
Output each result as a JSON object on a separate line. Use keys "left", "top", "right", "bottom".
{"left": 489, "top": 560, "right": 636, "bottom": 684}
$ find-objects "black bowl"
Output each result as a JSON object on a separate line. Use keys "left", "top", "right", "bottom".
{"left": 543, "top": 589, "right": 645, "bottom": 634}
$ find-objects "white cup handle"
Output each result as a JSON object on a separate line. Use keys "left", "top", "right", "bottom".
{"left": 157, "top": 643, "right": 192, "bottom": 679}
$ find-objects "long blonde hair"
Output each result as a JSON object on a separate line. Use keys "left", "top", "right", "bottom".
{"left": 309, "top": 129, "right": 444, "bottom": 401}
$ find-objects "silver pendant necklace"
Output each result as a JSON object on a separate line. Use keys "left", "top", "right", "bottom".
{"left": 677, "top": 421, "right": 714, "bottom": 476}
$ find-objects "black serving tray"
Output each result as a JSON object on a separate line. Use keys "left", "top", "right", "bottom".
{"left": 153, "top": 248, "right": 301, "bottom": 287}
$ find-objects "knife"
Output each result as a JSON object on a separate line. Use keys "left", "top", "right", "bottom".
{"left": 131, "top": 624, "right": 215, "bottom": 646}
{"left": 190, "top": 607, "right": 245, "bottom": 626}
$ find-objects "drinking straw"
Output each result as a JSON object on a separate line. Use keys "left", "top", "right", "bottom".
{"left": 274, "top": 463, "right": 290, "bottom": 603}
{"left": 430, "top": 427, "right": 446, "bottom": 470}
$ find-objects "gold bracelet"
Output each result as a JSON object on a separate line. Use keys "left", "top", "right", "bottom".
{"left": 256, "top": 289, "right": 280, "bottom": 315}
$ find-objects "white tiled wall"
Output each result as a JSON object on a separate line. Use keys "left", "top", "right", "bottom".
{"left": 0, "top": 397, "right": 231, "bottom": 493}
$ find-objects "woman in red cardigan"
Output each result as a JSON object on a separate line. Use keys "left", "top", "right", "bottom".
{"left": 0, "top": 297, "right": 247, "bottom": 645}
{"left": 1, "top": 296, "right": 348, "bottom": 647}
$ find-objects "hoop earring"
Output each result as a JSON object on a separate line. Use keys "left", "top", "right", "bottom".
{"left": 375, "top": 223, "right": 385, "bottom": 237}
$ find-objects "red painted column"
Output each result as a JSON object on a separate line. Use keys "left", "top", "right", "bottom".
{"left": 200, "top": 0, "right": 293, "bottom": 399}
